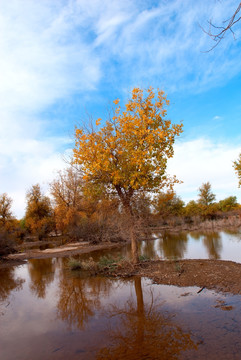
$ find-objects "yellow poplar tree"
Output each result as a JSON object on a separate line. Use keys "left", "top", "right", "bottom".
{"left": 73, "top": 87, "right": 183, "bottom": 263}
{"left": 50, "top": 167, "right": 84, "bottom": 235}
{"left": 25, "top": 184, "right": 53, "bottom": 240}
{"left": 0, "top": 193, "right": 13, "bottom": 228}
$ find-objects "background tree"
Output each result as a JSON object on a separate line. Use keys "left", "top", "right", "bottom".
{"left": 0, "top": 193, "right": 20, "bottom": 255}
{"left": 25, "top": 184, "right": 54, "bottom": 240}
{"left": 73, "top": 87, "right": 183, "bottom": 263}
{"left": 50, "top": 167, "right": 84, "bottom": 237}
{"left": 50, "top": 167, "right": 121, "bottom": 242}
{"left": 0, "top": 193, "right": 13, "bottom": 227}
{"left": 218, "top": 196, "right": 239, "bottom": 212}
{"left": 153, "top": 191, "right": 184, "bottom": 217}
{"left": 233, "top": 153, "right": 241, "bottom": 186}
{"left": 184, "top": 200, "right": 201, "bottom": 216}
{"left": 198, "top": 182, "right": 216, "bottom": 206}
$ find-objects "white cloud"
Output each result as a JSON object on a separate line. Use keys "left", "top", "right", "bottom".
{"left": 0, "top": 0, "right": 101, "bottom": 218}
{"left": 92, "top": 0, "right": 241, "bottom": 93}
{"left": 168, "top": 138, "right": 241, "bottom": 203}
{"left": 0, "top": 1, "right": 101, "bottom": 113}
{"left": 0, "top": 131, "right": 71, "bottom": 218}
{"left": 0, "top": 0, "right": 240, "bottom": 218}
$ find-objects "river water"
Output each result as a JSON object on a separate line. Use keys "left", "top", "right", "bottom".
{"left": 1, "top": 230, "right": 241, "bottom": 359}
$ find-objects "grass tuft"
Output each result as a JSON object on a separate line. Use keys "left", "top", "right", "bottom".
{"left": 68, "top": 258, "right": 82, "bottom": 270}
{"left": 139, "top": 254, "right": 150, "bottom": 262}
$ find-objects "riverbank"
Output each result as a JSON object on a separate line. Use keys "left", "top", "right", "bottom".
{"left": 2, "top": 237, "right": 241, "bottom": 296}
{"left": 3, "top": 241, "right": 124, "bottom": 261}
{"left": 108, "top": 259, "right": 241, "bottom": 295}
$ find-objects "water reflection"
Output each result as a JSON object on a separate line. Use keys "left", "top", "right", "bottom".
{"left": 202, "top": 232, "right": 222, "bottom": 260}
{"left": 57, "top": 269, "right": 112, "bottom": 330}
{"left": 1, "top": 253, "right": 241, "bottom": 359}
{"left": 97, "top": 277, "right": 197, "bottom": 359}
{"left": 28, "top": 259, "right": 55, "bottom": 298}
{"left": 140, "top": 239, "right": 156, "bottom": 259}
{"left": 222, "top": 228, "right": 241, "bottom": 241}
{"left": 158, "top": 232, "right": 188, "bottom": 259}
{"left": 0, "top": 266, "right": 24, "bottom": 314}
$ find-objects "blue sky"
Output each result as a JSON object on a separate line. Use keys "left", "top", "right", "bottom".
{"left": 0, "top": 0, "right": 241, "bottom": 218}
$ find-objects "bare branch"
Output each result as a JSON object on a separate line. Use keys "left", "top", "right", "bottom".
{"left": 201, "top": 2, "right": 241, "bottom": 52}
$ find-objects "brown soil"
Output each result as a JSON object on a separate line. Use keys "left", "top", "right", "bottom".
{"left": 110, "top": 259, "right": 241, "bottom": 295}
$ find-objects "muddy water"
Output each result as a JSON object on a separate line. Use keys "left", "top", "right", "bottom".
{"left": 1, "top": 230, "right": 241, "bottom": 359}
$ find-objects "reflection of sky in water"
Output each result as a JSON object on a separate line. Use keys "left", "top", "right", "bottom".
{"left": 82, "top": 230, "right": 241, "bottom": 263}
{"left": 143, "top": 230, "right": 241, "bottom": 262}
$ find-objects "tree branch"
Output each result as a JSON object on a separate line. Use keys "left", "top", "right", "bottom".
{"left": 201, "top": 2, "right": 241, "bottom": 52}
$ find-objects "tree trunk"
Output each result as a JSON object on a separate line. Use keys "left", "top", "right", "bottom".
{"left": 124, "top": 201, "right": 138, "bottom": 264}
{"left": 130, "top": 223, "right": 139, "bottom": 264}
{"left": 115, "top": 185, "right": 139, "bottom": 264}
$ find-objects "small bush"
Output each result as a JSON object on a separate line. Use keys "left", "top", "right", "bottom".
{"left": 98, "top": 255, "right": 116, "bottom": 266}
{"left": 68, "top": 254, "right": 132, "bottom": 274}
{"left": 68, "top": 257, "right": 98, "bottom": 271}
{"left": 98, "top": 254, "right": 124, "bottom": 269}
{"left": 81, "top": 257, "right": 97, "bottom": 271}
{"left": 68, "top": 258, "right": 82, "bottom": 270}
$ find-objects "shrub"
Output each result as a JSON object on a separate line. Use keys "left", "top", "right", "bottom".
{"left": 68, "top": 258, "right": 82, "bottom": 270}
{"left": 0, "top": 230, "right": 16, "bottom": 257}
{"left": 68, "top": 257, "right": 98, "bottom": 271}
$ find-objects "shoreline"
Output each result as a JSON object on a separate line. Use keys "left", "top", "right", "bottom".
{"left": 2, "top": 241, "right": 124, "bottom": 262}
{"left": 1, "top": 238, "right": 241, "bottom": 295}
{"left": 108, "top": 259, "right": 241, "bottom": 295}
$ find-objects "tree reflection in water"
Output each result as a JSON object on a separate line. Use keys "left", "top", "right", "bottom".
{"left": 222, "top": 228, "right": 241, "bottom": 241}
{"left": 97, "top": 277, "right": 197, "bottom": 360}
{"left": 0, "top": 267, "right": 24, "bottom": 314}
{"left": 202, "top": 232, "right": 222, "bottom": 260}
{"left": 57, "top": 271, "right": 113, "bottom": 330}
{"left": 28, "top": 258, "right": 55, "bottom": 298}
{"left": 157, "top": 232, "right": 188, "bottom": 259}
{"left": 141, "top": 239, "right": 156, "bottom": 259}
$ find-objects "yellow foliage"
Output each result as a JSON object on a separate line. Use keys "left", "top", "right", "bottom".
{"left": 73, "top": 87, "right": 183, "bottom": 211}
{"left": 233, "top": 153, "right": 241, "bottom": 187}
{"left": 25, "top": 184, "right": 53, "bottom": 238}
{"left": 96, "top": 118, "right": 101, "bottom": 126}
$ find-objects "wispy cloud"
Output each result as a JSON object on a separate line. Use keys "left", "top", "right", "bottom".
{"left": 0, "top": 0, "right": 240, "bottom": 217}
{"left": 0, "top": 0, "right": 101, "bottom": 217}
{"left": 90, "top": 0, "right": 241, "bottom": 93}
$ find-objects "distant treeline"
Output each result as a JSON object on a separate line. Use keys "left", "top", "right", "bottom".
{"left": 0, "top": 167, "right": 240, "bottom": 257}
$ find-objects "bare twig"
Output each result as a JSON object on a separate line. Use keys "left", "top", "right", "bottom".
{"left": 201, "top": 2, "right": 241, "bottom": 51}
